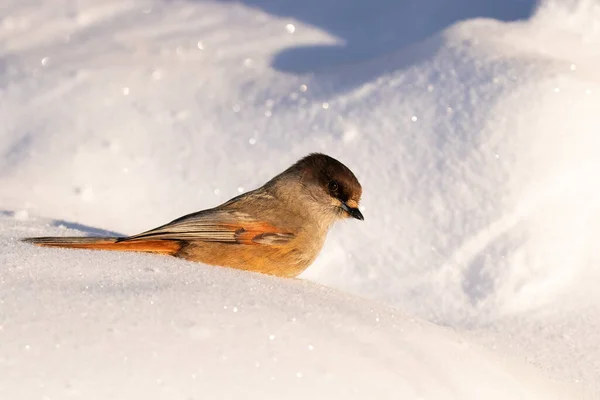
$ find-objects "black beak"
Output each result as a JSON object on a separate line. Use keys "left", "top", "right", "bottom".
{"left": 341, "top": 202, "right": 364, "bottom": 221}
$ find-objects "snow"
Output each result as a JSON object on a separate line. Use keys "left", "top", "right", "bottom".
{"left": 0, "top": 214, "right": 574, "bottom": 399}
{"left": 1, "top": 0, "right": 600, "bottom": 398}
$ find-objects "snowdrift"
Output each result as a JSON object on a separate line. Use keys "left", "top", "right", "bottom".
{"left": 0, "top": 215, "right": 572, "bottom": 399}
{"left": 1, "top": 0, "right": 600, "bottom": 397}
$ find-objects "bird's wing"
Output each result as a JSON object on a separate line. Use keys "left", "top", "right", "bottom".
{"left": 120, "top": 208, "right": 295, "bottom": 245}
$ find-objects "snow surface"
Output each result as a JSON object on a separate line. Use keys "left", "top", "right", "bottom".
{"left": 1, "top": 0, "right": 600, "bottom": 398}
{"left": 0, "top": 214, "right": 575, "bottom": 399}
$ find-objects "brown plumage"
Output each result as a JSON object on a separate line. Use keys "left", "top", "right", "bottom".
{"left": 23, "top": 153, "right": 364, "bottom": 278}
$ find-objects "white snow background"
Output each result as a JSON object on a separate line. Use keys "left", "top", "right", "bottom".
{"left": 1, "top": 0, "right": 600, "bottom": 398}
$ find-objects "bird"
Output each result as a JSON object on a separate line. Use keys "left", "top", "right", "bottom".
{"left": 23, "top": 153, "right": 364, "bottom": 278}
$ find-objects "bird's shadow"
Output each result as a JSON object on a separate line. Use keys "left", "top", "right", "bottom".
{"left": 193, "top": 0, "right": 536, "bottom": 76}
{"left": 50, "top": 219, "right": 125, "bottom": 237}
{"left": 1, "top": 210, "right": 125, "bottom": 237}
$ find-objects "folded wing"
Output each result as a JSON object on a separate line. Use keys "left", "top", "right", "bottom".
{"left": 119, "top": 209, "right": 295, "bottom": 246}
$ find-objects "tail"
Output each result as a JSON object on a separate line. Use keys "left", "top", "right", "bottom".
{"left": 22, "top": 236, "right": 182, "bottom": 255}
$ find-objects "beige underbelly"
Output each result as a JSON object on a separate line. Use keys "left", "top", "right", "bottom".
{"left": 175, "top": 240, "right": 319, "bottom": 278}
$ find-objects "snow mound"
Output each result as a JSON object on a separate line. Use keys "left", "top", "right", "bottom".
{"left": 0, "top": 215, "right": 573, "bottom": 399}
{"left": 2, "top": 0, "right": 600, "bottom": 397}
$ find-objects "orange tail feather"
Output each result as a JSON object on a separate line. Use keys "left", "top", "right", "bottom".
{"left": 22, "top": 236, "right": 182, "bottom": 255}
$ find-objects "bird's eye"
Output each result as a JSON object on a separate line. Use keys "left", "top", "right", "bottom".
{"left": 328, "top": 180, "right": 339, "bottom": 192}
